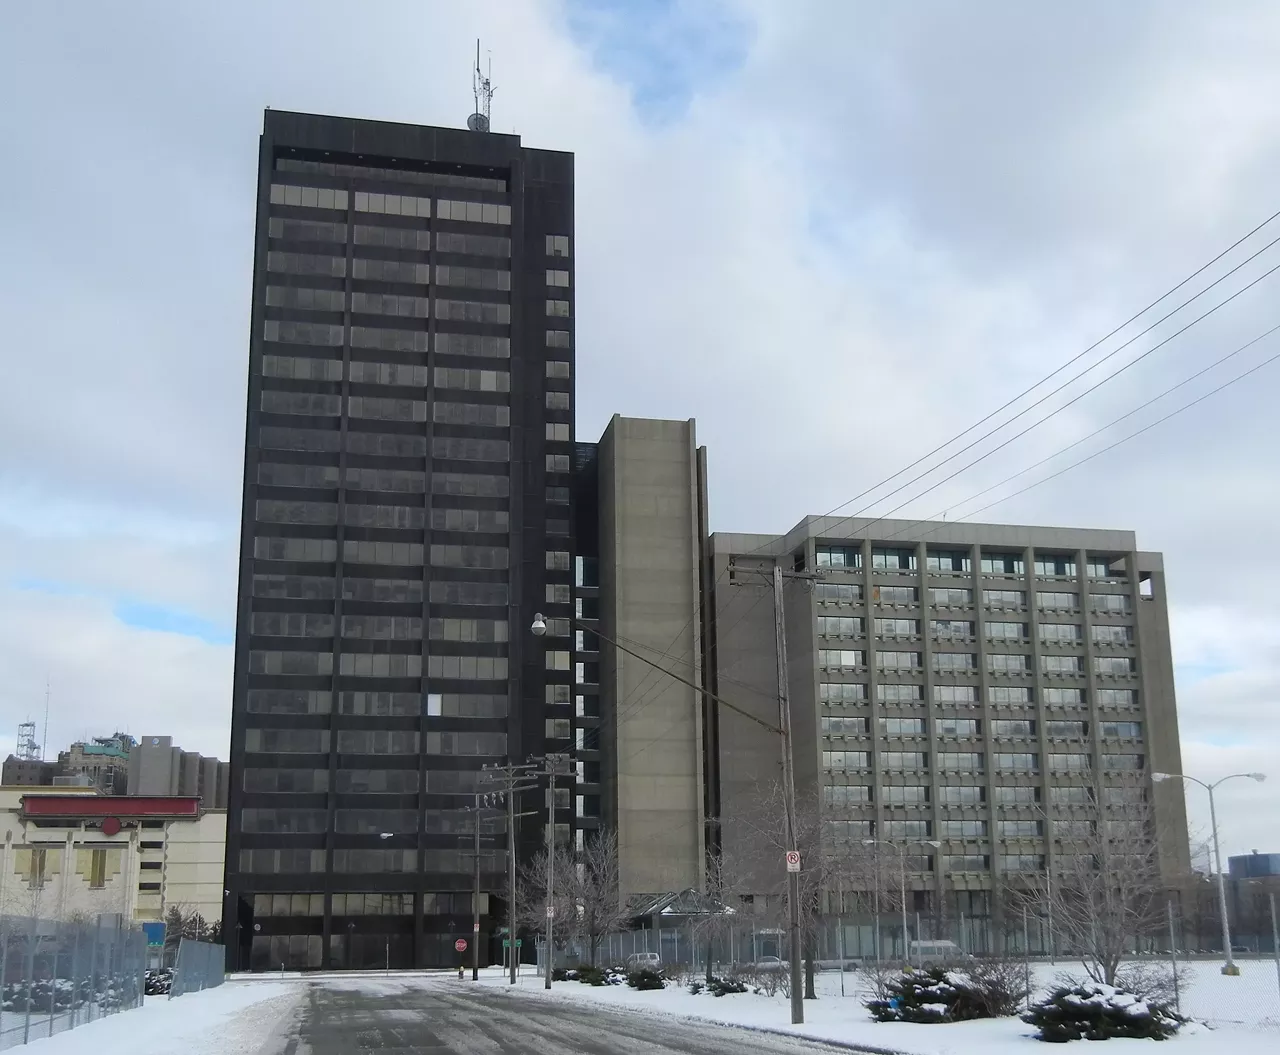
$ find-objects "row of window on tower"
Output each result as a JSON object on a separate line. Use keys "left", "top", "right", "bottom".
{"left": 816, "top": 546, "right": 1124, "bottom": 578}
{"left": 816, "top": 650, "right": 1137, "bottom": 674}
{"left": 817, "top": 616, "right": 1133, "bottom": 643}
{"left": 819, "top": 684, "right": 1137, "bottom": 708}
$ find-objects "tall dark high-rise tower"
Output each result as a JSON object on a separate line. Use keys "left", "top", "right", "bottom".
{"left": 225, "top": 110, "right": 575, "bottom": 970}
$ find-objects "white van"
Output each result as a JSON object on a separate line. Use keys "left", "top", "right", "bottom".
{"left": 626, "top": 952, "right": 661, "bottom": 969}
{"left": 908, "top": 940, "right": 968, "bottom": 963}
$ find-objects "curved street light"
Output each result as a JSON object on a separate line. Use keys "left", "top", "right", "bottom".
{"left": 863, "top": 838, "right": 943, "bottom": 965}
{"left": 1152, "top": 771, "right": 1266, "bottom": 975}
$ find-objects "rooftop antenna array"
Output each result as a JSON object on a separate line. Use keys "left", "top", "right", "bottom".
{"left": 16, "top": 720, "right": 41, "bottom": 761}
{"left": 467, "top": 39, "right": 494, "bottom": 132}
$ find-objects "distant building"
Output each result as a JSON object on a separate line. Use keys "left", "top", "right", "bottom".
{"left": 127, "top": 736, "right": 230, "bottom": 809}
{"left": 0, "top": 756, "right": 57, "bottom": 786}
{"left": 1227, "top": 850, "right": 1280, "bottom": 951}
{"left": 0, "top": 787, "right": 225, "bottom": 937}
{"left": 58, "top": 733, "right": 135, "bottom": 794}
{"left": 1229, "top": 851, "right": 1280, "bottom": 879}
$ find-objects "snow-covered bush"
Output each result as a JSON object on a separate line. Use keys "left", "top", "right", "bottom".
{"left": 144, "top": 968, "right": 174, "bottom": 996}
{"left": 866, "top": 965, "right": 1027, "bottom": 1024}
{"left": 1023, "top": 982, "right": 1183, "bottom": 1042}
{"left": 708, "top": 976, "right": 748, "bottom": 997}
{"left": 626, "top": 967, "right": 665, "bottom": 990}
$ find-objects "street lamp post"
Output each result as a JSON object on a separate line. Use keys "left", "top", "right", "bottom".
{"left": 1153, "top": 771, "right": 1266, "bottom": 975}
{"left": 864, "top": 839, "right": 941, "bottom": 965}
{"left": 531, "top": 608, "right": 806, "bottom": 1021}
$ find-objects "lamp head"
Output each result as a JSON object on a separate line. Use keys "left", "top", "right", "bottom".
{"left": 531, "top": 613, "right": 548, "bottom": 637}
{"left": 1247, "top": 773, "right": 1267, "bottom": 782}
{"left": 1151, "top": 772, "right": 1175, "bottom": 782}
{"left": 378, "top": 832, "right": 393, "bottom": 840}
{"left": 925, "top": 840, "right": 942, "bottom": 848}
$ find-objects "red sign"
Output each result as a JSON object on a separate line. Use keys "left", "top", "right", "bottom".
{"left": 101, "top": 817, "right": 121, "bottom": 836}
{"left": 455, "top": 938, "right": 468, "bottom": 953}
{"left": 21, "top": 795, "right": 201, "bottom": 819}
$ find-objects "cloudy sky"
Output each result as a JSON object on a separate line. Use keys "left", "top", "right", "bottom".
{"left": 1, "top": 1, "right": 1277, "bottom": 858}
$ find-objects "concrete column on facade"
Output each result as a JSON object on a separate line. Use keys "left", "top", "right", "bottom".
{"left": 1077, "top": 549, "right": 1105, "bottom": 822}
{"left": 124, "top": 828, "right": 140, "bottom": 923}
{"left": 1025, "top": 545, "right": 1054, "bottom": 907}
{"left": 0, "top": 830, "right": 10, "bottom": 914}
{"left": 57, "top": 831, "right": 75, "bottom": 920}
{"left": 861, "top": 539, "right": 881, "bottom": 882}
{"left": 916, "top": 539, "right": 940, "bottom": 920}
{"left": 971, "top": 544, "right": 997, "bottom": 938}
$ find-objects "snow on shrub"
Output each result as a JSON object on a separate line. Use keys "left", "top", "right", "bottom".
{"left": 1023, "top": 982, "right": 1183, "bottom": 1042}
{"left": 866, "top": 963, "right": 1027, "bottom": 1024}
{"left": 626, "top": 967, "right": 665, "bottom": 991}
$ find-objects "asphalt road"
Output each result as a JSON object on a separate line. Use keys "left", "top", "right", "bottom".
{"left": 280, "top": 980, "right": 868, "bottom": 1055}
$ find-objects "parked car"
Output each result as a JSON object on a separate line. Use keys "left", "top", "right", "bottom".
{"left": 626, "top": 952, "right": 661, "bottom": 969}
{"left": 755, "top": 955, "right": 785, "bottom": 971}
{"left": 1230, "top": 944, "right": 1251, "bottom": 955}
{"left": 908, "top": 940, "right": 969, "bottom": 964}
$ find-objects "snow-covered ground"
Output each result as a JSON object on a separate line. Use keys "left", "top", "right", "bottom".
{"left": 11, "top": 961, "right": 1276, "bottom": 1055}
{"left": 19, "top": 981, "right": 302, "bottom": 1055}
{"left": 438, "top": 959, "right": 1280, "bottom": 1055}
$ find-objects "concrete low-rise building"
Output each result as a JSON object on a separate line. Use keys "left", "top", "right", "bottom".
{"left": 0, "top": 788, "right": 225, "bottom": 930}
{"left": 128, "top": 736, "right": 230, "bottom": 809}
{"left": 707, "top": 516, "right": 1191, "bottom": 954}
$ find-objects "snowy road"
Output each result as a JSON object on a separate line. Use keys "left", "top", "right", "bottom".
{"left": 285, "top": 980, "right": 878, "bottom": 1055}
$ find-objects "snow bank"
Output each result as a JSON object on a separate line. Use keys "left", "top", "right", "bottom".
{"left": 377, "top": 963, "right": 1279, "bottom": 1055}
{"left": 21, "top": 981, "right": 302, "bottom": 1055}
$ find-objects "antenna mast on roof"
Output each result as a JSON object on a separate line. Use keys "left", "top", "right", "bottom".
{"left": 16, "top": 720, "right": 40, "bottom": 762}
{"left": 467, "top": 38, "right": 494, "bottom": 132}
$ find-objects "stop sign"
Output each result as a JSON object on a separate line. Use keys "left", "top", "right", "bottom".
{"left": 455, "top": 938, "right": 468, "bottom": 953}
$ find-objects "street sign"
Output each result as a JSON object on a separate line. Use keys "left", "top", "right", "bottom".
{"left": 785, "top": 850, "right": 801, "bottom": 873}
{"left": 502, "top": 939, "right": 524, "bottom": 948}
{"left": 473, "top": 922, "right": 480, "bottom": 932}
{"left": 455, "top": 938, "right": 468, "bottom": 953}
{"left": 141, "top": 922, "right": 165, "bottom": 948}
{"left": 546, "top": 905, "right": 555, "bottom": 918}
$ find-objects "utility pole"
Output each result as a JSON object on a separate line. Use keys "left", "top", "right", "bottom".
{"left": 472, "top": 792, "right": 481, "bottom": 981}
{"left": 544, "top": 758, "right": 559, "bottom": 990}
{"left": 770, "top": 563, "right": 804, "bottom": 1025}
{"left": 482, "top": 762, "right": 540, "bottom": 984}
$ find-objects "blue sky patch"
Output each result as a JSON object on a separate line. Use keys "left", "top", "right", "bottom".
{"left": 564, "top": 0, "right": 753, "bottom": 124}
{"left": 113, "top": 600, "right": 234, "bottom": 645}
{"left": 1174, "top": 660, "right": 1236, "bottom": 687}
{"left": 12, "top": 577, "right": 232, "bottom": 646}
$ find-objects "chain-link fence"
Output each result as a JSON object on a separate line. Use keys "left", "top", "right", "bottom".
{"left": 169, "top": 939, "right": 225, "bottom": 999}
{"left": 0, "top": 914, "right": 145, "bottom": 1049}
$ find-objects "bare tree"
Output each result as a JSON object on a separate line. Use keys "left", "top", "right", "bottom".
{"left": 695, "top": 842, "right": 758, "bottom": 982}
{"left": 723, "top": 780, "right": 826, "bottom": 997}
{"left": 1012, "top": 795, "right": 1168, "bottom": 985}
{"left": 512, "top": 831, "right": 630, "bottom": 967}
{"left": 513, "top": 844, "right": 577, "bottom": 956}
{"left": 569, "top": 830, "right": 631, "bottom": 967}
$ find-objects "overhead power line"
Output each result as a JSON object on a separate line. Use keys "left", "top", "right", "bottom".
{"left": 906, "top": 321, "right": 1280, "bottom": 528}
{"left": 848, "top": 256, "right": 1280, "bottom": 535}
{"left": 886, "top": 329, "right": 1280, "bottom": 537}
{"left": 811, "top": 209, "right": 1280, "bottom": 527}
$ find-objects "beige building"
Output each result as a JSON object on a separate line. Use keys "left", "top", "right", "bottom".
{"left": 594, "top": 416, "right": 710, "bottom": 899}
{"left": 0, "top": 788, "right": 225, "bottom": 927}
{"left": 709, "top": 516, "right": 1191, "bottom": 952}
